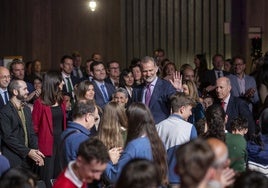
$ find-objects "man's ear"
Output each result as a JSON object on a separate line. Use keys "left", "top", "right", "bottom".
{"left": 76, "top": 156, "right": 82, "bottom": 167}
{"left": 206, "top": 167, "right": 216, "bottom": 181}
{"left": 179, "top": 106, "right": 185, "bottom": 114}
{"left": 13, "top": 89, "right": 18, "bottom": 96}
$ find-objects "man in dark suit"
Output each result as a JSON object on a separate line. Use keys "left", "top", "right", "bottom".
{"left": 0, "top": 66, "right": 11, "bottom": 108}
{"left": 71, "top": 51, "right": 85, "bottom": 79}
{"left": 132, "top": 56, "right": 177, "bottom": 124}
{"left": 216, "top": 77, "right": 255, "bottom": 138}
{"left": 105, "top": 60, "right": 120, "bottom": 88}
{"left": 0, "top": 79, "right": 44, "bottom": 168}
{"left": 202, "top": 54, "right": 229, "bottom": 96}
{"left": 60, "top": 55, "right": 80, "bottom": 104}
{"left": 90, "top": 61, "right": 115, "bottom": 108}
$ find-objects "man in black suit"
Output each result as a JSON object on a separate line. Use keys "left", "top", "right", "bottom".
{"left": 203, "top": 54, "right": 229, "bottom": 96}
{"left": 0, "top": 66, "right": 11, "bottom": 108}
{"left": 90, "top": 61, "right": 115, "bottom": 108}
{"left": 0, "top": 79, "right": 44, "bottom": 168}
{"left": 216, "top": 77, "right": 255, "bottom": 137}
{"left": 105, "top": 60, "right": 120, "bottom": 88}
{"left": 71, "top": 51, "right": 84, "bottom": 79}
{"left": 60, "top": 55, "right": 80, "bottom": 104}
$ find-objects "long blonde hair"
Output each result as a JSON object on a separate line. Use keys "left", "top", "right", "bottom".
{"left": 183, "top": 79, "right": 200, "bottom": 103}
{"left": 98, "top": 101, "right": 128, "bottom": 149}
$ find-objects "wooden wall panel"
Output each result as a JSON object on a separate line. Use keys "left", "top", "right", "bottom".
{"left": 3, "top": 0, "right": 266, "bottom": 71}
{"left": 122, "top": 0, "right": 232, "bottom": 69}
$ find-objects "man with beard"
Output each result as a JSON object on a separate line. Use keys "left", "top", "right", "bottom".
{"left": 0, "top": 79, "right": 44, "bottom": 169}
{"left": 132, "top": 56, "right": 178, "bottom": 124}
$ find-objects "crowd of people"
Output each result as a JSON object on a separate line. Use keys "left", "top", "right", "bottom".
{"left": 0, "top": 49, "right": 268, "bottom": 188}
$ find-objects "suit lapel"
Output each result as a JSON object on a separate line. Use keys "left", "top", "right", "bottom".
{"left": 149, "top": 79, "right": 161, "bottom": 107}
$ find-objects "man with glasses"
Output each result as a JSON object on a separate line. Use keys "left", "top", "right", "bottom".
{"left": 227, "top": 55, "right": 259, "bottom": 109}
{"left": 105, "top": 61, "right": 120, "bottom": 88}
{"left": 60, "top": 100, "right": 99, "bottom": 168}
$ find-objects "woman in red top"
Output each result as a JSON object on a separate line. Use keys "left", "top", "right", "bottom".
{"left": 32, "top": 71, "right": 67, "bottom": 188}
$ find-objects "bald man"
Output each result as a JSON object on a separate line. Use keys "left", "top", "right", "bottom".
{"left": 207, "top": 138, "right": 235, "bottom": 188}
{"left": 0, "top": 66, "right": 11, "bottom": 108}
{"left": 216, "top": 77, "right": 256, "bottom": 138}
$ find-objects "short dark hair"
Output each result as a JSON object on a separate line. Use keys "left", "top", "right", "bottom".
{"left": 60, "top": 55, "right": 73, "bottom": 64}
{"left": 115, "top": 159, "right": 161, "bottom": 188}
{"left": 106, "top": 60, "right": 119, "bottom": 69}
{"left": 232, "top": 55, "right": 246, "bottom": 64}
{"left": 170, "top": 92, "right": 194, "bottom": 113}
{"left": 72, "top": 100, "right": 96, "bottom": 119}
{"left": 175, "top": 138, "right": 215, "bottom": 188}
{"left": 230, "top": 117, "right": 248, "bottom": 131}
{"left": 9, "top": 59, "right": 24, "bottom": 73}
{"left": 233, "top": 170, "right": 268, "bottom": 188}
{"left": 90, "top": 61, "right": 105, "bottom": 72}
{"left": 212, "top": 53, "right": 224, "bottom": 62}
{"left": 77, "top": 138, "right": 109, "bottom": 164}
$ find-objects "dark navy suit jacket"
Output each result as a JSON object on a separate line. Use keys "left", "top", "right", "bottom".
{"left": 203, "top": 69, "right": 230, "bottom": 87}
{"left": 0, "top": 95, "right": 6, "bottom": 109}
{"left": 132, "top": 78, "right": 176, "bottom": 124}
{"left": 92, "top": 80, "right": 115, "bottom": 108}
{"left": 224, "top": 95, "right": 256, "bottom": 137}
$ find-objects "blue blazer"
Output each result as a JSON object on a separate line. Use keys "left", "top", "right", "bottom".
{"left": 92, "top": 80, "right": 115, "bottom": 108}
{"left": 132, "top": 78, "right": 176, "bottom": 124}
{"left": 225, "top": 95, "right": 256, "bottom": 137}
{"left": 228, "top": 74, "right": 259, "bottom": 104}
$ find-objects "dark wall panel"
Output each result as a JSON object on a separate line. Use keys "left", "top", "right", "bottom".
{"left": 122, "top": 0, "right": 232, "bottom": 69}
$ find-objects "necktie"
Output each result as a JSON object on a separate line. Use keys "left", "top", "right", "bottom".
{"left": 221, "top": 101, "right": 225, "bottom": 110}
{"left": 100, "top": 84, "right": 109, "bottom": 103}
{"left": 217, "top": 71, "right": 222, "bottom": 78}
{"left": 145, "top": 83, "right": 152, "bottom": 106}
{"left": 4, "top": 91, "right": 9, "bottom": 104}
{"left": 66, "top": 77, "right": 73, "bottom": 93}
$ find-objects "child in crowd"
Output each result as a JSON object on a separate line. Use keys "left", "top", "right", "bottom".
{"left": 225, "top": 117, "right": 248, "bottom": 173}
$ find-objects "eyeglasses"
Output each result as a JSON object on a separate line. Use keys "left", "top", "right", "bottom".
{"left": 0, "top": 75, "right": 11, "bottom": 79}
